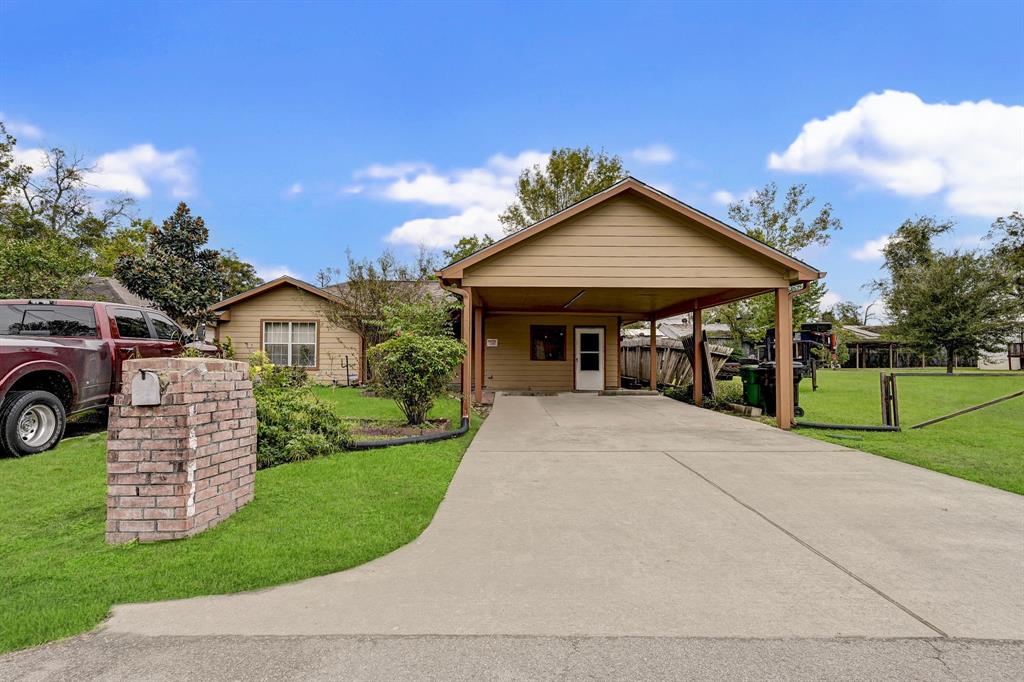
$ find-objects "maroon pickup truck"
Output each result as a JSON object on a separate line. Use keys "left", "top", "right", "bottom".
{"left": 0, "top": 300, "right": 186, "bottom": 456}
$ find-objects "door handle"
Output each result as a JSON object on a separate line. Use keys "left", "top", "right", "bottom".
{"left": 119, "top": 346, "right": 137, "bottom": 356}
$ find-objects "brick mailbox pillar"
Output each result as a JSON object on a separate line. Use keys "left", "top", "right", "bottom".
{"left": 106, "top": 358, "right": 257, "bottom": 544}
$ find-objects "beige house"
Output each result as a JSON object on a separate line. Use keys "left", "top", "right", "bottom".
{"left": 438, "top": 177, "right": 824, "bottom": 429}
{"left": 212, "top": 177, "right": 824, "bottom": 430}
{"left": 210, "top": 277, "right": 361, "bottom": 385}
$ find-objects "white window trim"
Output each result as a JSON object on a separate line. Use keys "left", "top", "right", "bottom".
{"left": 263, "top": 320, "right": 317, "bottom": 368}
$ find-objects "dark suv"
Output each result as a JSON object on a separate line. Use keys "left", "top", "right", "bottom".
{"left": 0, "top": 300, "right": 186, "bottom": 456}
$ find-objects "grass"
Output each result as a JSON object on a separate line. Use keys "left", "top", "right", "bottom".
{"left": 0, "top": 391, "right": 481, "bottom": 654}
{"left": 793, "top": 369, "right": 1024, "bottom": 495}
{"left": 311, "top": 386, "right": 461, "bottom": 425}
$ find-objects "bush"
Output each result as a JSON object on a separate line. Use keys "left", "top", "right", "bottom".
{"left": 664, "top": 379, "right": 743, "bottom": 410}
{"left": 367, "top": 333, "right": 466, "bottom": 425}
{"left": 253, "top": 384, "right": 352, "bottom": 468}
{"left": 248, "top": 351, "right": 351, "bottom": 468}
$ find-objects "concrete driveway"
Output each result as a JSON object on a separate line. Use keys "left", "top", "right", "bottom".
{"left": 102, "top": 392, "right": 1022, "bottom": 640}
{"left": 4, "top": 393, "right": 1022, "bottom": 680}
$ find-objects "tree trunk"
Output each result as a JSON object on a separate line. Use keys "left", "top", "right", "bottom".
{"left": 946, "top": 347, "right": 955, "bottom": 375}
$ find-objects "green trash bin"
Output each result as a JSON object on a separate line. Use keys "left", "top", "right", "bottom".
{"left": 738, "top": 364, "right": 763, "bottom": 408}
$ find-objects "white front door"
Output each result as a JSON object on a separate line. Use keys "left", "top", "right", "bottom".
{"left": 574, "top": 327, "right": 605, "bottom": 391}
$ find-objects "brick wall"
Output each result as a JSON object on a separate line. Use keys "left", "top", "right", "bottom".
{"left": 106, "top": 358, "right": 256, "bottom": 544}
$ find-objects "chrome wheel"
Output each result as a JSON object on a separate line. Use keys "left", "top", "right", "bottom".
{"left": 18, "top": 404, "right": 56, "bottom": 447}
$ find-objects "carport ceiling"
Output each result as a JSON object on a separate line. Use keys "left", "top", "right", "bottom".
{"left": 474, "top": 286, "right": 745, "bottom": 315}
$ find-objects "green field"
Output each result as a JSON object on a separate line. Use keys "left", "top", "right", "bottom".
{"left": 0, "top": 391, "right": 480, "bottom": 654}
{"left": 795, "top": 369, "right": 1024, "bottom": 495}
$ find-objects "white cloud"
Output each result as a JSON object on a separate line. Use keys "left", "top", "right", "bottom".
{"left": 1, "top": 113, "right": 43, "bottom": 140}
{"left": 255, "top": 264, "right": 299, "bottom": 281}
{"left": 768, "top": 90, "right": 1024, "bottom": 217}
{"left": 85, "top": 144, "right": 195, "bottom": 198}
{"left": 630, "top": 144, "right": 675, "bottom": 165}
{"left": 284, "top": 182, "right": 303, "bottom": 198}
{"left": 711, "top": 188, "right": 754, "bottom": 206}
{"left": 11, "top": 145, "right": 47, "bottom": 173}
{"left": 851, "top": 235, "right": 891, "bottom": 261}
{"left": 356, "top": 162, "right": 432, "bottom": 180}
{"left": 819, "top": 291, "right": 842, "bottom": 311}
{"left": 355, "top": 150, "right": 549, "bottom": 248}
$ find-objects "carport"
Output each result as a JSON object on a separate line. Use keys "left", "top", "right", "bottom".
{"left": 438, "top": 177, "right": 824, "bottom": 428}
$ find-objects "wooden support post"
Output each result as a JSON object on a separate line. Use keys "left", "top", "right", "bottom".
{"left": 460, "top": 287, "right": 473, "bottom": 421}
{"left": 473, "top": 306, "right": 483, "bottom": 404}
{"left": 889, "top": 344, "right": 895, "bottom": 369}
{"left": 693, "top": 308, "right": 703, "bottom": 407}
{"left": 649, "top": 316, "right": 657, "bottom": 390}
{"left": 774, "top": 288, "right": 794, "bottom": 429}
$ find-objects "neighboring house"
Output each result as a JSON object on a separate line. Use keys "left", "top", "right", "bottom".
{"left": 210, "top": 276, "right": 361, "bottom": 385}
{"left": 437, "top": 177, "right": 824, "bottom": 429}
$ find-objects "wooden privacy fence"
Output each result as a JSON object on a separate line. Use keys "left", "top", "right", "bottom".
{"left": 620, "top": 335, "right": 731, "bottom": 391}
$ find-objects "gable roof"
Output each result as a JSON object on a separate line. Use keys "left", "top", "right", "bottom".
{"left": 210, "top": 275, "right": 338, "bottom": 311}
{"left": 79, "top": 276, "right": 157, "bottom": 309}
{"left": 438, "top": 176, "right": 824, "bottom": 282}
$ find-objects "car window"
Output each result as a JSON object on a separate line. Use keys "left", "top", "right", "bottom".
{"left": 0, "top": 304, "right": 98, "bottom": 337}
{"left": 148, "top": 312, "right": 181, "bottom": 341}
{"left": 113, "top": 309, "right": 152, "bottom": 339}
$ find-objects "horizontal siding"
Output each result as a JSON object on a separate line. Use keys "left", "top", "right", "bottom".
{"left": 215, "top": 285, "right": 360, "bottom": 384}
{"left": 482, "top": 314, "right": 618, "bottom": 391}
{"left": 463, "top": 195, "right": 789, "bottom": 288}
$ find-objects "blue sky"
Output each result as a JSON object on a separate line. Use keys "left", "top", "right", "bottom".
{"left": 3, "top": 0, "right": 1022, "bottom": 315}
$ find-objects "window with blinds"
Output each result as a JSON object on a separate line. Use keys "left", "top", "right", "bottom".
{"left": 263, "top": 321, "right": 317, "bottom": 367}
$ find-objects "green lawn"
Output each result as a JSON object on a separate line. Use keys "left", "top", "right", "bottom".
{"left": 795, "top": 369, "right": 1024, "bottom": 495}
{"left": 311, "top": 386, "right": 462, "bottom": 425}
{"left": 0, "top": 392, "right": 480, "bottom": 654}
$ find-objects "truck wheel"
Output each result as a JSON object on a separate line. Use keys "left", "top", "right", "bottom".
{"left": 0, "top": 391, "right": 67, "bottom": 457}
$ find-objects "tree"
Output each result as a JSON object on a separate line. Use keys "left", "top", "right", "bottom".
{"left": 115, "top": 203, "right": 225, "bottom": 328}
{"left": 0, "top": 234, "right": 90, "bottom": 299}
{"left": 442, "top": 234, "right": 494, "bottom": 264}
{"left": 92, "top": 220, "right": 151, "bottom": 277}
{"left": 1, "top": 120, "right": 136, "bottom": 296}
{"left": 987, "top": 211, "right": 1024, "bottom": 302}
{"left": 319, "top": 250, "right": 443, "bottom": 378}
{"left": 707, "top": 183, "right": 842, "bottom": 348}
{"left": 218, "top": 248, "right": 263, "bottom": 298}
{"left": 822, "top": 301, "right": 862, "bottom": 326}
{"left": 499, "top": 147, "right": 627, "bottom": 233}
{"left": 877, "top": 216, "right": 1017, "bottom": 374}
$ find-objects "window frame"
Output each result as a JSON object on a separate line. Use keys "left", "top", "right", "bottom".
{"left": 529, "top": 324, "right": 567, "bottom": 362}
{"left": 112, "top": 307, "right": 155, "bottom": 340}
{"left": 260, "top": 319, "right": 319, "bottom": 370}
{"left": 0, "top": 303, "right": 99, "bottom": 338}
{"left": 145, "top": 311, "right": 184, "bottom": 341}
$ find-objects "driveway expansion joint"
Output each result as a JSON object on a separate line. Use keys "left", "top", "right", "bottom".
{"left": 661, "top": 451, "right": 951, "bottom": 639}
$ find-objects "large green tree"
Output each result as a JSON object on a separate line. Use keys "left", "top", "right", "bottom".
{"left": 877, "top": 216, "right": 1017, "bottom": 374}
{"left": 499, "top": 147, "right": 627, "bottom": 233}
{"left": 115, "top": 203, "right": 225, "bottom": 328}
{"left": 707, "top": 183, "right": 843, "bottom": 349}
{"left": 1, "top": 121, "right": 135, "bottom": 296}
{"left": 218, "top": 248, "right": 264, "bottom": 298}
{"left": 442, "top": 234, "right": 495, "bottom": 264}
{"left": 987, "top": 211, "right": 1024, "bottom": 303}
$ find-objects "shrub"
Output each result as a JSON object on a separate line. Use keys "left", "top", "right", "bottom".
{"left": 367, "top": 333, "right": 466, "bottom": 425}
{"left": 664, "top": 378, "right": 743, "bottom": 410}
{"left": 252, "top": 384, "right": 352, "bottom": 468}
{"left": 248, "top": 351, "right": 350, "bottom": 468}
